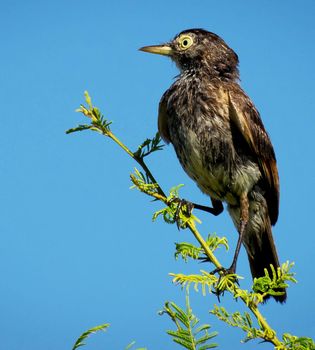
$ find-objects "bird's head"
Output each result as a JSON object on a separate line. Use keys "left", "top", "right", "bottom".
{"left": 140, "top": 28, "right": 239, "bottom": 80}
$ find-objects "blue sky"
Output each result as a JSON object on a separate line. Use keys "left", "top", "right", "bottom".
{"left": 0, "top": 1, "right": 314, "bottom": 349}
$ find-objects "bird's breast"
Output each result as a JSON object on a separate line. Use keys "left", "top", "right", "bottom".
{"left": 165, "top": 80, "right": 261, "bottom": 204}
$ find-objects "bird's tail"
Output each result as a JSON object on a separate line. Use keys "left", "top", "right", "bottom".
{"left": 229, "top": 198, "right": 287, "bottom": 303}
{"left": 244, "top": 221, "right": 287, "bottom": 303}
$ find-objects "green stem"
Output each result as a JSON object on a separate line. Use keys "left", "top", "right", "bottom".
{"left": 107, "top": 130, "right": 135, "bottom": 159}
{"left": 186, "top": 221, "right": 221, "bottom": 270}
{"left": 185, "top": 294, "right": 197, "bottom": 350}
{"left": 106, "top": 130, "right": 166, "bottom": 197}
{"left": 249, "top": 306, "right": 282, "bottom": 346}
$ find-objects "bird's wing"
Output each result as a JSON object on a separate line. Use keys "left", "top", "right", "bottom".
{"left": 158, "top": 94, "right": 171, "bottom": 144}
{"left": 228, "top": 88, "right": 279, "bottom": 225}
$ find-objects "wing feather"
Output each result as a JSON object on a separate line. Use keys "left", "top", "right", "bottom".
{"left": 228, "top": 89, "right": 279, "bottom": 225}
{"left": 158, "top": 96, "right": 171, "bottom": 144}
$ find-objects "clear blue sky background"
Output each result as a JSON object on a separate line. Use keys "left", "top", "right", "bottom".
{"left": 1, "top": 1, "right": 314, "bottom": 349}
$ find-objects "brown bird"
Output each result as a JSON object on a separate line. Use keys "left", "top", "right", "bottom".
{"left": 140, "top": 29, "right": 286, "bottom": 302}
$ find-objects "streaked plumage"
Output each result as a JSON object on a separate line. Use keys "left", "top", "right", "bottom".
{"left": 140, "top": 29, "right": 285, "bottom": 302}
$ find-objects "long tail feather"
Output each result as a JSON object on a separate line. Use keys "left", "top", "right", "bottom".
{"left": 246, "top": 221, "right": 287, "bottom": 303}
{"left": 228, "top": 192, "right": 287, "bottom": 303}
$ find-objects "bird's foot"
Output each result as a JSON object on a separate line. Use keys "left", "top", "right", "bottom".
{"left": 168, "top": 198, "right": 194, "bottom": 229}
{"left": 210, "top": 265, "right": 236, "bottom": 276}
{"left": 211, "top": 264, "right": 239, "bottom": 284}
{"left": 210, "top": 264, "right": 239, "bottom": 301}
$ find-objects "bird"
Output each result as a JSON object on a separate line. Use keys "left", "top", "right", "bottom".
{"left": 140, "top": 28, "right": 286, "bottom": 302}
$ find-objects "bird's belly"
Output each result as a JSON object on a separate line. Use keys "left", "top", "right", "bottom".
{"left": 172, "top": 128, "right": 261, "bottom": 205}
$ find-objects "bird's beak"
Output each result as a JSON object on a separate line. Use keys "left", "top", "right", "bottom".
{"left": 139, "top": 44, "right": 173, "bottom": 56}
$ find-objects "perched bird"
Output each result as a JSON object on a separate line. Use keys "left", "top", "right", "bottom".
{"left": 140, "top": 29, "right": 286, "bottom": 302}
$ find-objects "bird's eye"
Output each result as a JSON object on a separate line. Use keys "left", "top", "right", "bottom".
{"left": 178, "top": 35, "right": 193, "bottom": 50}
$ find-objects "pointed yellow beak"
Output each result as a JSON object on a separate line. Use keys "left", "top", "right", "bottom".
{"left": 139, "top": 44, "right": 173, "bottom": 56}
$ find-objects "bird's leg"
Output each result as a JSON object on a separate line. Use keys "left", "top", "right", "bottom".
{"left": 211, "top": 193, "right": 249, "bottom": 277}
{"left": 169, "top": 197, "right": 223, "bottom": 230}
{"left": 193, "top": 197, "right": 223, "bottom": 216}
{"left": 170, "top": 197, "right": 223, "bottom": 217}
{"left": 227, "top": 193, "right": 249, "bottom": 274}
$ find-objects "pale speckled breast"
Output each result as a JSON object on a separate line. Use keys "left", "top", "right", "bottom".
{"left": 164, "top": 79, "right": 261, "bottom": 205}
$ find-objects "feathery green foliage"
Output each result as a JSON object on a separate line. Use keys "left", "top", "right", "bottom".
{"left": 175, "top": 234, "right": 228, "bottom": 262}
{"left": 170, "top": 271, "right": 218, "bottom": 296}
{"left": 160, "top": 294, "right": 218, "bottom": 350}
{"left": 279, "top": 334, "right": 315, "bottom": 350}
{"left": 125, "top": 341, "right": 147, "bottom": 350}
{"left": 133, "top": 132, "right": 164, "bottom": 159}
{"left": 72, "top": 323, "right": 110, "bottom": 350}
{"left": 211, "top": 305, "right": 266, "bottom": 343}
{"left": 170, "top": 270, "right": 240, "bottom": 297}
{"left": 252, "top": 261, "right": 296, "bottom": 300}
{"left": 130, "top": 168, "right": 159, "bottom": 192}
{"left": 67, "top": 91, "right": 112, "bottom": 135}
{"left": 211, "top": 306, "right": 315, "bottom": 349}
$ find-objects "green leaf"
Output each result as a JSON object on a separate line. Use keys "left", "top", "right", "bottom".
{"left": 72, "top": 323, "right": 110, "bottom": 350}
{"left": 173, "top": 337, "right": 195, "bottom": 350}
{"left": 252, "top": 261, "right": 296, "bottom": 302}
{"left": 84, "top": 90, "right": 92, "bottom": 108}
{"left": 198, "top": 344, "right": 218, "bottom": 350}
{"left": 196, "top": 333, "right": 216, "bottom": 345}
{"left": 175, "top": 242, "right": 203, "bottom": 261}
{"left": 161, "top": 295, "right": 218, "bottom": 350}
{"left": 170, "top": 271, "right": 218, "bottom": 296}
{"left": 205, "top": 234, "right": 229, "bottom": 252}
{"left": 125, "top": 341, "right": 147, "bottom": 350}
{"left": 133, "top": 132, "right": 164, "bottom": 159}
{"left": 130, "top": 168, "right": 159, "bottom": 194}
{"left": 66, "top": 124, "right": 92, "bottom": 134}
{"left": 281, "top": 333, "right": 315, "bottom": 350}
{"left": 125, "top": 341, "right": 136, "bottom": 350}
{"left": 194, "top": 325, "right": 211, "bottom": 334}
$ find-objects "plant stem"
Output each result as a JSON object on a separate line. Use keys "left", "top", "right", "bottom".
{"left": 186, "top": 220, "right": 222, "bottom": 270}
{"left": 249, "top": 306, "right": 282, "bottom": 346}
{"left": 185, "top": 294, "right": 197, "bottom": 350}
{"left": 106, "top": 130, "right": 166, "bottom": 197}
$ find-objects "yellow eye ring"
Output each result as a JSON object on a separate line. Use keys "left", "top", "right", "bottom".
{"left": 178, "top": 35, "right": 193, "bottom": 50}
